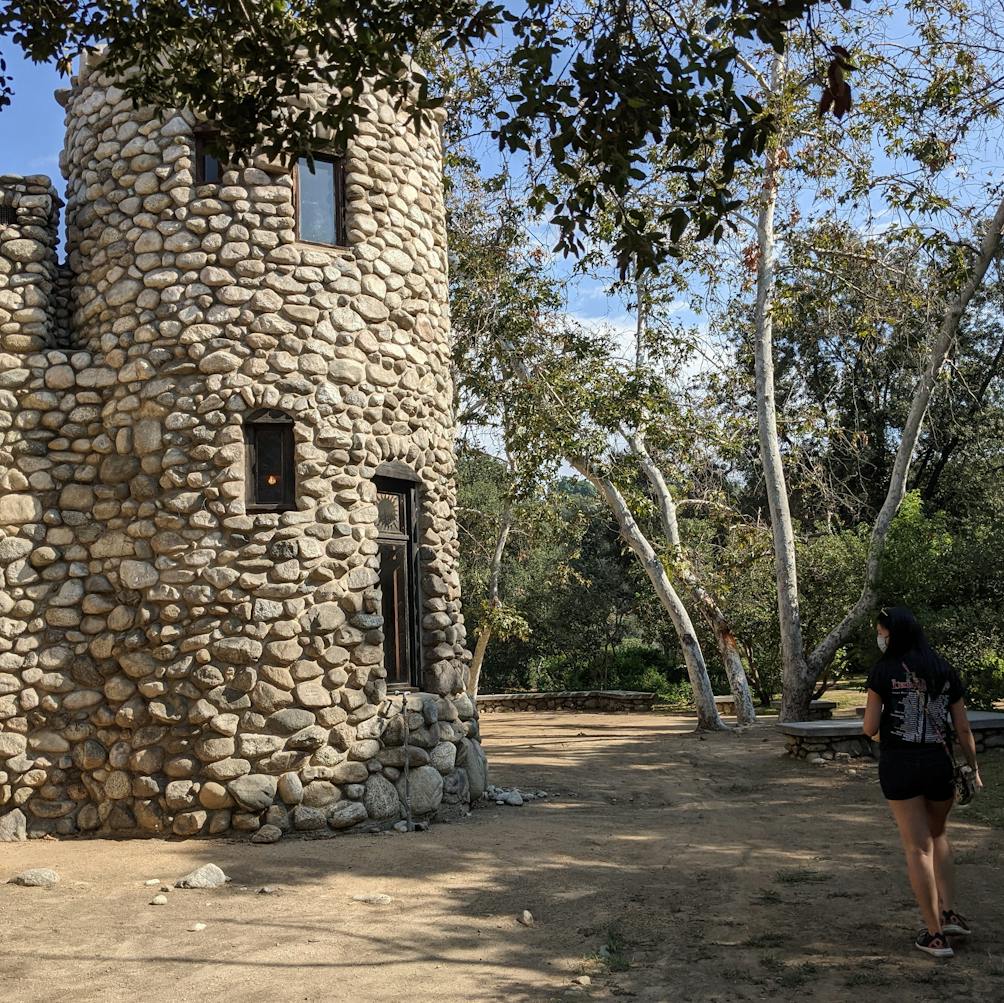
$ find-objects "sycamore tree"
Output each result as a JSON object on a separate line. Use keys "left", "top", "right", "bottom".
{"left": 743, "top": 3, "right": 1004, "bottom": 719}
{"left": 558, "top": 0, "right": 1004, "bottom": 719}
{"left": 447, "top": 168, "right": 742, "bottom": 728}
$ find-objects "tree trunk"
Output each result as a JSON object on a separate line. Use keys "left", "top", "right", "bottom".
{"left": 628, "top": 432, "right": 757, "bottom": 725}
{"left": 467, "top": 624, "right": 492, "bottom": 700}
{"left": 571, "top": 460, "right": 727, "bottom": 731}
{"left": 466, "top": 505, "right": 514, "bottom": 700}
{"left": 805, "top": 193, "right": 1004, "bottom": 683}
{"left": 753, "top": 52, "right": 813, "bottom": 721}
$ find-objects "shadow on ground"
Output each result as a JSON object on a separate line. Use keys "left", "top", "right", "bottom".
{"left": 1, "top": 713, "right": 1002, "bottom": 1002}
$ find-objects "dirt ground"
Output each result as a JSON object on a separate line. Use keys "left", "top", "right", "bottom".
{"left": 1, "top": 712, "right": 1002, "bottom": 1003}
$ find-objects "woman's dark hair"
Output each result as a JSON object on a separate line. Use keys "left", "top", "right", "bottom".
{"left": 877, "top": 605, "right": 950, "bottom": 696}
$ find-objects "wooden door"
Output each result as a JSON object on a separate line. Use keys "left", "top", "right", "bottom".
{"left": 375, "top": 477, "right": 420, "bottom": 687}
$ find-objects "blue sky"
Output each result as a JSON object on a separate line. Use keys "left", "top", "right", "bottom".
{"left": 0, "top": 50, "right": 65, "bottom": 179}
{"left": 0, "top": 46, "right": 633, "bottom": 333}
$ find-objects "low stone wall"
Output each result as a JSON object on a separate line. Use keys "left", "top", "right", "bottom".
{"left": 782, "top": 731, "right": 876, "bottom": 761}
{"left": 714, "top": 696, "right": 836, "bottom": 720}
{"left": 477, "top": 691, "right": 659, "bottom": 714}
{"left": 779, "top": 711, "right": 1004, "bottom": 760}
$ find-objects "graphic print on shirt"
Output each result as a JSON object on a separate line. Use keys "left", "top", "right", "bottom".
{"left": 888, "top": 675, "right": 948, "bottom": 744}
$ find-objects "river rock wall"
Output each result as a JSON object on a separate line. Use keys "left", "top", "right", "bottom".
{"left": 0, "top": 52, "right": 482, "bottom": 841}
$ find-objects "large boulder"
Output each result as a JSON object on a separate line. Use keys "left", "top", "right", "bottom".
{"left": 227, "top": 774, "right": 277, "bottom": 812}
{"left": 326, "top": 800, "right": 368, "bottom": 830}
{"left": 396, "top": 765, "right": 443, "bottom": 816}
{"left": 0, "top": 809, "right": 27, "bottom": 842}
{"left": 463, "top": 739, "right": 488, "bottom": 801}
{"left": 363, "top": 776, "right": 401, "bottom": 821}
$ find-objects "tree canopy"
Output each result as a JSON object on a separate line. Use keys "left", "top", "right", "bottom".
{"left": 1, "top": 0, "right": 844, "bottom": 271}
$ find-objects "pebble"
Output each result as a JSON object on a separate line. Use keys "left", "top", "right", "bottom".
{"left": 572, "top": 976, "right": 591, "bottom": 986}
{"left": 352, "top": 893, "right": 394, "bottom": 905}
{"left": 518, "top": 909, "right": 534, "bottom": 927}
{"left": 150, "top": 894, "right": 168, "bottom": 906}
{"left": 143, "top": 879, "right": 161, "bottom": 886}
{"left": 257, "top": 886, "right": 281, "bottom": 895}
{"left": 188, "top": 922, "right": 207, "bottom": 932}
{"left": 486, "top": 785, "right": 547, "bottom": 806}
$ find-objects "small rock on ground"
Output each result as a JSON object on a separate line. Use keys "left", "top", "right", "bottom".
{"left": 143, "top": 878, "right": 161, "bottom": 886}
{"left": 518, "top": 909, "right": 534, "bottom": 927}
{"left": 257, "top": 886, "right": 281, "bottom": 895}
{"left": 188, "top": 923, "right": 207, "bottom": 932}
{"left": 9, "top": 868, "right": 59, "bottom": 888}
{"left": 251, "top": 824, "right": 283, "bottom": 844}
{"left": 352, "top": 893, "right": 394, "bottom": 905}
{"left": 175, "top": 863, "right": 229, "bottom": 889}
{"left": 150, "top": 895, "right": 168, "bottom": 906}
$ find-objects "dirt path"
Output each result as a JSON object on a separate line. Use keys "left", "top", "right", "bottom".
{"left": 1, "top": 713, "right": 1001, "bottom": 1002}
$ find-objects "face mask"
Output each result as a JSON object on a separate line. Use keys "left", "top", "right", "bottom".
{"left": 877, "top": 634, "right": 889, "bottom": 653}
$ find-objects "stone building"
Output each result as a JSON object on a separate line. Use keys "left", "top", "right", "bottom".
{"left": 0, "top": 51, "right": 485, "bottom": 842}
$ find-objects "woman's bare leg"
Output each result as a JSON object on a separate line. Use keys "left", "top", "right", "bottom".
{"left": 926, "top": 797, "right": 955, "bottom": 914}
{"left": 889, "top": 796, "right": 941, "bottom": 933}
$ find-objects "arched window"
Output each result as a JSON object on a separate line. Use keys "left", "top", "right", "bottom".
{"left": 244, "top": 409, "right": 295, "bottom": 512}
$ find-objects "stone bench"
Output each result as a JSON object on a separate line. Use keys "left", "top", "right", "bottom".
{"left": 476, "top": 690, "right": 659, "bottom": 714}
{"left": 779, "top": 711, "right": 1004, "bottom": 760}
{"left": 714, "top": 696, "right": 836, "bottom": 720}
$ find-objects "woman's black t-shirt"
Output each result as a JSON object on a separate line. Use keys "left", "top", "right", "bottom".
{"left": 866, "top": 656, "right": 965, "bottom": 749}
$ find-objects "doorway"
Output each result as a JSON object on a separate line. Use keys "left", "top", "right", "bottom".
{"left": 375, "top": 475, "right": 421, "bottom": 688}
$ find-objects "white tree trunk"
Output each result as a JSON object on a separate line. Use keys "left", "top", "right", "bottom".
{"left": 571, "top": 460, "right": 727, "bottom": 731}
{"left": 806, "top": 193, "right": 1004, "bottom": 678}
{"left": 628, "top": 432, "right": 757, "bottom": 725}
{"left": 466, "top": 506, "right": 514, "bottom": 700}
{"left": 467, "top": 625, "right": 492, "bottom": 700}
{"left": 753, "top": 52, "right": 814, "bottom": 722}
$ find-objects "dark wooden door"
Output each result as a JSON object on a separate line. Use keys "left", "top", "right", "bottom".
{"left": 375, "top": 477, "right": 420, "bottom": 687}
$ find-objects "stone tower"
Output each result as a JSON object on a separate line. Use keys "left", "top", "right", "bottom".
{"left": 0, "top": 51, "right": 484, "bottom": 842}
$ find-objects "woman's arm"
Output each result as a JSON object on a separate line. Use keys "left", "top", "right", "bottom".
{"left": 950, "top": 698, "right": 981, "bottom": 785}
{"left": 862, "top": 689, "right": 882, "bottom": 740}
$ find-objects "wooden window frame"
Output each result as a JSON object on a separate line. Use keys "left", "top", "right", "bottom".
{"left": 294, "top": 154, "right": 348, "bottom": 248}
{"left": 244, "top": 408, "right": 296, "bottom": 513}
{"left": 375, "top": 475, "right": 422, "bottom": 690}
{"left": 193, "top": 129, "right": 223, "bottom": 185}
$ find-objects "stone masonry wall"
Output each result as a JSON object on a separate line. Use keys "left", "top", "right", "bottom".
{"left": 477, "top": 691, "right": 660, "bottom": 713}
{"left": 0, "top": 51, "right": 485, "bottom": 841}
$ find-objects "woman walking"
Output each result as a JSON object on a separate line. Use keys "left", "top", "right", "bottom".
{"left": 863, "top": 606, "right": 983, "bottom": 958}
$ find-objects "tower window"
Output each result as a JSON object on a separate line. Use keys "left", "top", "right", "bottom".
{"left": 244, "top": 409, "right": 295, "bottom": 512}
{"left": 296, "top": 155, "right": 347, "bottom": 246}
{"left": 0, "top": 205, "right": 17, "bottom": 226}
{"left": 194, "top": 133, "right": 222, "bottom": 185}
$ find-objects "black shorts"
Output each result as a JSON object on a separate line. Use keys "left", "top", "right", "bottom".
{"left": 878, "top": 746, "right": 954, "bottom": 802}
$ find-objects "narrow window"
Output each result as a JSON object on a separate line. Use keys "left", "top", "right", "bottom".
{"left": 296, "top": 155, "right": 346, "bottom": 245}
{"left": 0, "top": 205, "right": 17, "bottom": 226}
{"left": 244, "top": 409, "right": 295, "bottom": 512}
{"left": 375, "top": 475, "right": 421, "bottom": 688}
{"left": 194, "top": 133, "right": 222, "bottom": 185}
